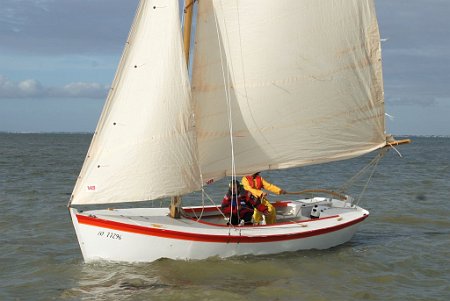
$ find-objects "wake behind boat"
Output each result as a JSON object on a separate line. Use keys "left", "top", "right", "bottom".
{"left": 68, "top": 0, "right": 409, "bottom": 263}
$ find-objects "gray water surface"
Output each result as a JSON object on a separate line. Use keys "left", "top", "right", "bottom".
{"left": 0, "top": 134, "right": 448, "bottom": 300}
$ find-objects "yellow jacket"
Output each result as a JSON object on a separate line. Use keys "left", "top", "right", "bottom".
{"left": 241, "top": 175, "right": 282, "bottom": 198}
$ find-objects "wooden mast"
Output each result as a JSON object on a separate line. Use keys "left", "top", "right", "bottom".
{"left": 183, "top": 0, "right": 194, "bottom": 67}
{"left": 170, "top": 0, "right": 195, "bottom": 219}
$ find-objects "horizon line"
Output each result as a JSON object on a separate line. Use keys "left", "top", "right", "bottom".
{"left": 0, "top": 131, "right": 448, "bottom": 138}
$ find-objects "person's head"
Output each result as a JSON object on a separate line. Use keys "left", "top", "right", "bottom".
{"left": 229, "top": 180, "right": 241, "bottom": 194}
{"left": 252, "top": 171, "right": 261, "bottom": 178}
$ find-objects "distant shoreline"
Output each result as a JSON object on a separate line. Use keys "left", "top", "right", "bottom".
{"left": 0, "top": 132, "right": 449, "bottom": 138}
{"left": 0, "top": 131, "right": 93, "bottom": 135}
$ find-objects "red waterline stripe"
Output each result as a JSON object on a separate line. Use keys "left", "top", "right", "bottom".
{"left": 76, "top": 213, "right": 369, "bottom": 243}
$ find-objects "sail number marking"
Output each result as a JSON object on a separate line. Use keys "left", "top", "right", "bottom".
{"left": 97, "top": 231, "right": 122, "bottom": 240}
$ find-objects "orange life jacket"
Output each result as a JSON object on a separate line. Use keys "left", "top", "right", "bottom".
{"left": 245, "top": 175, "right": 263, "bottom": 189}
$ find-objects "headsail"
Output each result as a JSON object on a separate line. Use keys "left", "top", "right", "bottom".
{"left": 71, "top": 0, "right": 201, "bottom": 205}
{"left": 193, "top": 0, "right": 386, "bottom": 182}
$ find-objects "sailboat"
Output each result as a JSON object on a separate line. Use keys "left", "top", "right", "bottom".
{"left": 69, "top": 0, "right": 409, "bottom": 262}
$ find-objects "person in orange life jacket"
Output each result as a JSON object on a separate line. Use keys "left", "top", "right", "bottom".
{"left": 241, "top": 172, "right": 287, "bottom": 224}
{"left": 221, "top": 180, "right": 258, "bottom": 225}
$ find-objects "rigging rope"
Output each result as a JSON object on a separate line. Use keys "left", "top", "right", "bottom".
{"left": 213, "top": 3, "right": 239, "bottom": 225}
{"left": 350, "top": 143, "right": 405, "bottom": 205}
{"left": 338, "top": 148, "right": 387, "bottom": 205}
{"left": 187, "top": 3, "right": 236, "bottom": 225}
{"left": 185, "top": 188, "right": 229, "bottom": 224}
{"left": 386, "top": 142, "right": 403, "bottom": 157}
{"left": 355, "top": 152, "right": 383, "bottom": 205}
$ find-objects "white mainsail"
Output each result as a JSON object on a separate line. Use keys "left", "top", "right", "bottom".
{"left": 193, "top": 0, "right": 386, "bottom": 182}
{"left": 71, "top": 0, "right": 201, "bottom": 205}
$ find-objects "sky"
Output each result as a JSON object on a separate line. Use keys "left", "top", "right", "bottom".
{"left": 0, "top": 0, "right": 449, "bottom": 135}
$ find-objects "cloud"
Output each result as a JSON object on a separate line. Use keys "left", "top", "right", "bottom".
{"left": 0, "top": 76, "right": 44, "bottom": 98}
{"left": 55, "top": 82, "right": 108, "bottom": 99}
{"left": 386, "top": 96, "right": 438, "bottom": 107}
{"left": 0, "top": 75, "right": 108, "bottom": 99}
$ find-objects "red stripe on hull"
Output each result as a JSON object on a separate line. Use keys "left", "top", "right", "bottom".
{"left": 76, "top": 213, "right": 369, "bottom": 243}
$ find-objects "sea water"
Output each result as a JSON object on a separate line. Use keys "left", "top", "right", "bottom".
{"left": 0, "top": 133, "right": 449, "bottom": 300}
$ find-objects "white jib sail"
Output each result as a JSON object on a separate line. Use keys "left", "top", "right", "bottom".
{"left": 71, "top": 0, "right": 201, "bottom": 205}
{"left": 193, "top": 0, "right": 386, "bottom": 182}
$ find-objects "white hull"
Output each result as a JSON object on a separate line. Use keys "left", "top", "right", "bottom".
{"left": 70, "top": 198, "right": 368, "bottom": 263}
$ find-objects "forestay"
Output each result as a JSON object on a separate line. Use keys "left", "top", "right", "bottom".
{"left": 193, "top": 0, "right": 386, "bottom": 182}
{"left": 71, "top": 0, "right": 201, "bottom": 205}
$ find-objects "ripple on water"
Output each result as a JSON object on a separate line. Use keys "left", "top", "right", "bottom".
{"left": 1, "top": 135, "right": 450, "bottom": 300}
